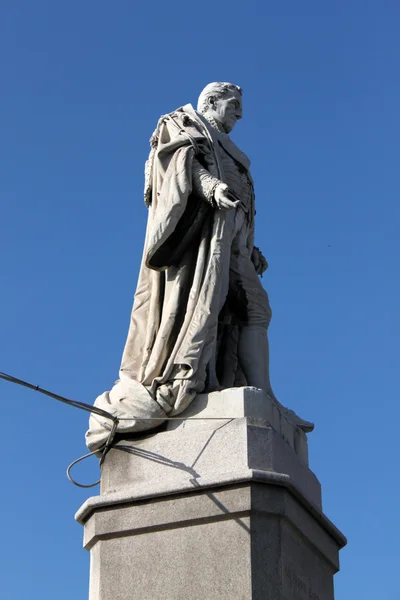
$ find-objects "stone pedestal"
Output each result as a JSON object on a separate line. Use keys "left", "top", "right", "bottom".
{"left": 76, "top": 388, "right": 346, "bottom": 600}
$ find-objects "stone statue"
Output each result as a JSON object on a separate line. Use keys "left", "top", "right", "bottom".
{"left": 86, "top": 82, "right": 311, "bottom": 452}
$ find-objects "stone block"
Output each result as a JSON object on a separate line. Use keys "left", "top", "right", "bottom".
{"left": 97, "top": 388, "right": 321, "bottom": 510}
{"left": 79, "top": 484, "right": 345, "bottom": 600}
{"left": 167, "top": 387, "right": 312, "bottom": 466}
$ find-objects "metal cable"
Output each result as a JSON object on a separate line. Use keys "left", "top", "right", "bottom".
{"left": 66, "top": 450, "right": 101, "bottom": 488}
{"left": 0, "top": 371, "right": 118, "bottom": 487}
{"left": 0, "top": 371, "right": 239, "bottom": 488}
{"left": 0, "top": 372, "right": 117, "bottom": 423}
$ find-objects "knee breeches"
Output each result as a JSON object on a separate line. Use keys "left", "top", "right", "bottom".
{"left": 226, "top": 209, "right": 272, "bottom": 329}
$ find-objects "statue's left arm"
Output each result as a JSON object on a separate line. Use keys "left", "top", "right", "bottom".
{"left": 251, "top": 245, "right": 268, "bottom": 276}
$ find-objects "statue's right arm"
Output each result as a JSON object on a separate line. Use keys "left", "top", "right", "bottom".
{"left": 192, "top": 158, "right": 239, "bottom": 211}
{"left": 191, "top": 158, "right": 222, "bottom": 206}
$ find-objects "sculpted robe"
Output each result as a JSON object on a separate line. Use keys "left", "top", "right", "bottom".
{"left": 86, "top": 104, "right": 271, "bottom": 451}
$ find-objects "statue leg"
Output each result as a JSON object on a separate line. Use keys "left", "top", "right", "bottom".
{"left": 229, "top": 220, "right": 276, "bottom": 395}
{"left": 230, "top": 241, "right": 313, "bottom": 431}
{"left": 238, "top": 325, "right": 314, "bottom": 432}
{"left": 238, "top": 325, "right": 275, "bottom": 398}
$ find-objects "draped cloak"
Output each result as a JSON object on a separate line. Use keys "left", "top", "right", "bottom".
{"left": 86, "top": 105, "right": 257, "bottom": 451}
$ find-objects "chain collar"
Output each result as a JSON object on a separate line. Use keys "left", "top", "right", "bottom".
{"left": 202, "top": 113, "right": 226, "bottom": 134}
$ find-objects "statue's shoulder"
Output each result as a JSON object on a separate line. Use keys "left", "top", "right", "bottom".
{"left": 150, "top": 104, "right": 207, "bottom": 144}
{"left": 144, "top": 105, "right": 208, "bottom": 207}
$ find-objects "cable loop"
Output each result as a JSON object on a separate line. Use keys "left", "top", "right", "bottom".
{"left": 66, "top": 451, "right": 101, "bottom": 488}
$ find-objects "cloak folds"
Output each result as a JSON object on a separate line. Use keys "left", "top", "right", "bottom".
{"left": 86, "top": 106, "right": 251, "bottom": 451}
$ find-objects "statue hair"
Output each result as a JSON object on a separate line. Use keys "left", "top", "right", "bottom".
{"left": 197, "top": 82, "right": 242, "bottom": 114}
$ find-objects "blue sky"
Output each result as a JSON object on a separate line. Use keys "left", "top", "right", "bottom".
{"left": 1, "top": 1, "right": 399, "bottom": 598}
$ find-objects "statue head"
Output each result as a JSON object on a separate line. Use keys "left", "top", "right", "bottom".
{"left": 197, "top": 82, "right": 243, "bottom": 133}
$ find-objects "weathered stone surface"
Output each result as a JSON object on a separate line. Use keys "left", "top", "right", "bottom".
{"left": 77, "top": 390, "right": 345, "bottom": 599}
{"left": 166, "top": 387, "right": 313, "bottom": 464}
{"left": 82, "top": 388, "right": 321, "bottom": 510}
{"left": 79, "top": 484, "right": 345, "bottom": 600}
{"left": 97, "top": 419, "right": 321, "bottom": 510}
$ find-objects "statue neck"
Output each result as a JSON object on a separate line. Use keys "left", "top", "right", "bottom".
{"left": 202, "top": 112, "right": 227, "bottom": 134}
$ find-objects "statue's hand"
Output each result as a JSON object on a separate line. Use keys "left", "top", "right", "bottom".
{"left": 214, "top": 183, "right": 240, "bottom": 210}
{"left": 252, "top": 246, "right": 269, "bottom": 276}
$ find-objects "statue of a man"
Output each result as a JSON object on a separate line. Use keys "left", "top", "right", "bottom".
{"left": 87, "top": 82, "right": 284, "bottom": 451}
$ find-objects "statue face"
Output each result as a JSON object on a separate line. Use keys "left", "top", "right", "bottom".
{"left": 210, "top": 91, "right": 242, "bottom": 133}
